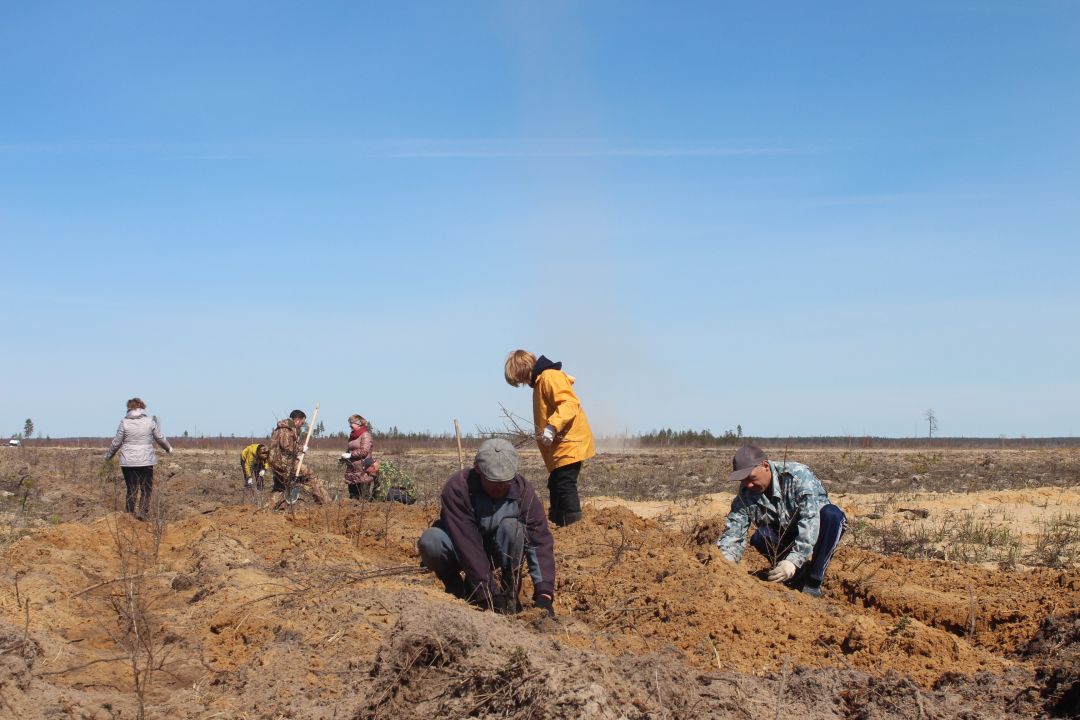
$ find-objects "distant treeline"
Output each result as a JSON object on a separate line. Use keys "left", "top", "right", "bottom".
{"left": 634, "top": 431, "right": 1080, "bottom": 449}
{"left": 15, "top": 431, "right": 1080, "bottom": 451}
{"left": 637, "top": 428, "right": 744, "bottom": 446}
{"left": 19, "top": 432, "right": 478, "bottom": 453}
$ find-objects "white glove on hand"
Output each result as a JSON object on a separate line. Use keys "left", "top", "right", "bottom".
{"left": 302, "top": 445, "right": 309, "bottom": 454}
{"left": 540, "top": 425, "right": 556, "bottom": 446}
{"left": 258, "top": 469, "right": 266, "bottom": 477}
{"left": 341, "top": 452, "right": 351, "bottom": 460}
{"left": 245, "top": 477, "right": 254, "bottom": 487}
{"left": 767, "top": 559, "right": 797, "bottom": 582}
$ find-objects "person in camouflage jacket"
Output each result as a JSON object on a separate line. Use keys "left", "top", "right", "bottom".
{"left": 372, "top": 459, "right": 416, "bottom": 504}
{"left": 716, "top": 445, "right": 847, "bottom": 597}
{"left": 263, "top": 409, "right": 328, "bottom": 509}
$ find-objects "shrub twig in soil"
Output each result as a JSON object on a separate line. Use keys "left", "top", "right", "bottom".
{"left": 594, "top": 526, "right": 644, "bottom": 573}
{"left": 89, "top": 517, "right": 174, "bottom": 720}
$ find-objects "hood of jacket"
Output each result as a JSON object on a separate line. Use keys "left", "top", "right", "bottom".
{"left": 126, "top": 408, "right": 148, "bottom": 420}
{"left": 275, "top": 419, "right": 293, "bottom": 431}
{"left": 530, "top": 355, "right": 562, "bottom": 387}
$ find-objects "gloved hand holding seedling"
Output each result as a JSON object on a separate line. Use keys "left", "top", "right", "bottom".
{"left": 767, "top": 559, "right": 797, "bottom": 582}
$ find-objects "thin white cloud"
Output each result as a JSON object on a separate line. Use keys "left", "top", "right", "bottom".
{"left": 0, "top": 138, "right": 826, "bottom": 160}
{"left": 371, "top": 140, "right": 815, "bottom": 159}
{"left": 801, "top": 190, "right": 993, "bottom": 208}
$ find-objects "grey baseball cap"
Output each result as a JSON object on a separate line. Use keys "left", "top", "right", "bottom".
{"left": 728, "top": 445, "right": 768, "bottom": 482}
{"left": 475, "top": 438, "right": 518, "bottom": 482}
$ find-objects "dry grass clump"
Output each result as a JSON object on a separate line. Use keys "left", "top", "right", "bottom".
{"left": 1026, "top": 513, "right": 1080, "bottom": 568}
{"left": 850, "top": 511, "right": 1024, "bottom": 566}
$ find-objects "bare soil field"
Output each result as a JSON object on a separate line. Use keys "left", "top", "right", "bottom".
{"left": 0, "top": 445, "right": 1077, "bottom": 719}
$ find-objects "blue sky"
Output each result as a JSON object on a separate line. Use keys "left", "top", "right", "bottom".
{"left": 1, "top": 1, "right": 1078, "bottom": 439}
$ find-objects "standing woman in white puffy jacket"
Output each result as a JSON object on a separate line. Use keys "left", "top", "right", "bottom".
{"left": 104, "top": 397, "right": 172, "bottom": 520}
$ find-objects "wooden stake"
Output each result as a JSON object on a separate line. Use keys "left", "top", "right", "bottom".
{"left": 294, "top": 403, "right": 320, "bottom": 479}
{"left": 454, "top": 419, "right": 464, "bottom": 470}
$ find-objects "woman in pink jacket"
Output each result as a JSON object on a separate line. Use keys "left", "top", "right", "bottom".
{"left": 341, "top": 414, "right": 376, "bottom": 500}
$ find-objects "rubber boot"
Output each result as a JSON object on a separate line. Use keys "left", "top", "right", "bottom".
{"left": 444, "top": 575, "right": 469, "bottom": 601}
{"left": 561, "top": 511, "right": 583, "bottom": 527}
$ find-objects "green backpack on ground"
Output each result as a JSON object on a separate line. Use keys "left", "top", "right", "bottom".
{"left": 372, "top": 459, "right": 416, "bottom": 504}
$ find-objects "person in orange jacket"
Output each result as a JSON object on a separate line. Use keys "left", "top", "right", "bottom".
{"left": 504, "top": 349, "right": 596, "bottom": 526}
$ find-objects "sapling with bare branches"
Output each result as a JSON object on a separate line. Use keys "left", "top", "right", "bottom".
{"left": 98, "top": 516, "right": 172, "bottom": 720}
{"left": 477, "top": 404, "right": 545, "bottom": 449}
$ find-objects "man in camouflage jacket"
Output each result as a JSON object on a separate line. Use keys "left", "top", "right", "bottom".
{"left": 716, "top": 445, "right": 847, "bottom": 597}
{"left": 263, "top": 409, "right": 328, "bottom": 509}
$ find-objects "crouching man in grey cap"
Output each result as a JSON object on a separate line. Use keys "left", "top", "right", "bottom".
{"left": 418, "top": 438, "right": 556, "bottom": 615}
{"left": 716, "top": 445, "right": 847, "bottom": 598}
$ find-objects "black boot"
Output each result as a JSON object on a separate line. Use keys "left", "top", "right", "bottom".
{"left": 442, "top": 575, "right": 469, "bottom": 600}
{"left": 560, "top": 511, "right": 583, "bottom": 527}
{"left": 493, "top": 590, "right": 522, "bottom": 615}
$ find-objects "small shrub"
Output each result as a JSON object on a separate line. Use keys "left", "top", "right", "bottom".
{"left": 1026, "top": 513, "right": 1080, "bottom": 568}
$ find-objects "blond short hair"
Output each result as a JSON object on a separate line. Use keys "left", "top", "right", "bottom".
{"left": 348, "top": 414, "right": 369, "bottom": 428}
{"left": 126, "top": 397, "right": 146, "bottom": 411}
{"left": 504, "top": 350, "right": 536, "bottom": 387}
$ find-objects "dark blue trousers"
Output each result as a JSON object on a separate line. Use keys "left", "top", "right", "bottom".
{"left": 750, "top": 503, "right": 847, "bottom": 587}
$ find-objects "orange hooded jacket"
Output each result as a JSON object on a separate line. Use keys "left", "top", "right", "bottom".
{"left": 531, "top": 356, "right": 596, "bottom": 472}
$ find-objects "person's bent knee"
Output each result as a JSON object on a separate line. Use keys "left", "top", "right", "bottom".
{"left": 497, "top": 517, "right": 525, "bottom": 539}
{"left": 821, "top": 503, "right": 847, "bottom": 525}
{"left": 494, "top": 518, "right": 526, "bottom": 562}
{"left": 418, "top": 527, "right": 453, "bottom": 565}
{"left": 749, "top": 528, "right": 775, "bottom": 557}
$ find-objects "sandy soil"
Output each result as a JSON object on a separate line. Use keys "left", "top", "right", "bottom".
{"left": 592, "top": 486, "right": 1080, "bottom": 565}
{"left": 0, "top": 446, "right": 1077, "bottom": 718}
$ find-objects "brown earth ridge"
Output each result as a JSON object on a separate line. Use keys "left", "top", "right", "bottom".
{"left": 0, "top": 446, "right": 1078, "bottom": 719}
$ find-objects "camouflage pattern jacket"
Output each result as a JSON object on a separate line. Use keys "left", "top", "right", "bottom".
{"left": 268, "top": 420, "right": 301, "bottom": 476}
{"left": 717, "top": 461, "right": 831, "bottom": 567}
{"left": 372, "top": 459, "right": 416, "bottom": 501}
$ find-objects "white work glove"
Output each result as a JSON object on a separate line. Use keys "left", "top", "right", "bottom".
{"left": 540, "top": 425, "right": 556, "bottom": 446}
{"left": 767, "top": 559, "right": 797, "bottom": 582}
{"left": 258, "top": 469, "right": 266, "bottom": 477}
{"left": 245, "top": 477, "right": 254, "bottom": 487}
{"left": 340, "top": 452, "right": 351, "bottom": 460}
{"left": 302, "top": 444, "right": 309, "bottom": 454}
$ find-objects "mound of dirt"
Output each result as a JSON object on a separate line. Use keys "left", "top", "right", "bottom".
{"left": 355, "top": 598, "right": 1048, "bottom": 720}
{"left": 553, "top": 506, "right": 1018, "bottom": 686}
{"left": 831, "top": 549, "right": 1080, "bottom": 656}
{"left": 1021, "top": 613, "right": 1080, "bottom": 717}
{"left": 1, "top": 447, "right": 1079, "bottom": 718}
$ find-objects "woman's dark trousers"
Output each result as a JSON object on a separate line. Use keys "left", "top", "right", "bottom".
{"left": 121, "top": 466, "right": 154, "bottom": 518}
